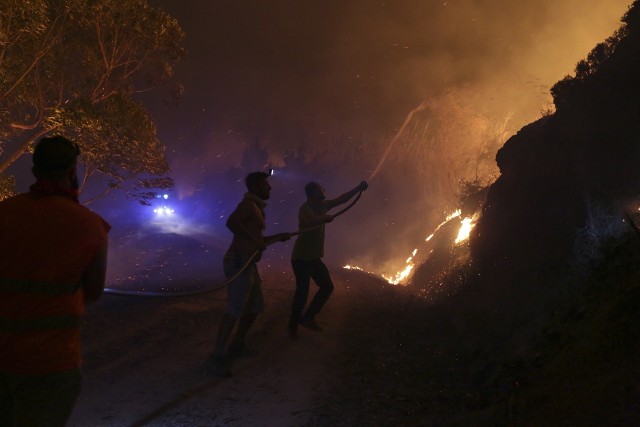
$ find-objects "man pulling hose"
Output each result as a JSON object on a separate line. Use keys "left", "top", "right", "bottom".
{"left": 210, "top": 171, "right": 290, "bottom": 376}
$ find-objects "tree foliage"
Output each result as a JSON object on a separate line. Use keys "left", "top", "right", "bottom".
{"left": 0, "top": 0, "right": 186, "bottom": 202}
{"left": 551, "top": 1, "right": 640, "bottom": 111}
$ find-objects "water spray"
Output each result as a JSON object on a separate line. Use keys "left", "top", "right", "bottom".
{"left": 368, "top": 100, "right": 428, "bottom": 181}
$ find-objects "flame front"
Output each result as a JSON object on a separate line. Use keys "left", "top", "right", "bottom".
{"left": 381, "top": 249, "right": 417, "bottom": 285}
{"left": 455, "top": 216, "right": 475, "bottom": 244}
{"left": 344, "top": 210, "right": 478, "bottom": 286}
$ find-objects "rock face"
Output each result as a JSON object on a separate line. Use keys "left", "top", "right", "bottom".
{"left": 471, "top": 0, "right": 640, "bottom": 282}
{"left": 471, "top": 116, "right": 586, "bottom": 280}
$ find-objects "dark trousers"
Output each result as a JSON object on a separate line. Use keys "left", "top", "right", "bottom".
{"left": 290, "top": 258, "right": 334, "bottom": 324}
{"left": 0, "top": 369, "right": 82, "bottom": 427}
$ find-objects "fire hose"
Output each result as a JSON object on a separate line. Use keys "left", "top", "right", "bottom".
{"left": 104, "top": 189, "right": 365, "bottom": 297}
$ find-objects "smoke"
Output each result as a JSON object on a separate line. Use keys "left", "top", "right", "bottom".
{"left": 112, "top": 0, "right": 631, "bottom": 289}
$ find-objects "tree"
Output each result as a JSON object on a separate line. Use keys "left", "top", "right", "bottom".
{"left": 0, "top": 0, "right": 186, "bottom": 203}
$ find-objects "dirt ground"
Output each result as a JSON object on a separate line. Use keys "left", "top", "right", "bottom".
{"left": 66, "top": 266, "right": 407, "bottom": 427}
{"left": 64, "top": 250, "right": 640, "bottom": 426}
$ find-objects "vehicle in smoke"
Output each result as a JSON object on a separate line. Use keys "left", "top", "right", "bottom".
{"left": 152, "top": 193, "right": 175, "bottom": 217}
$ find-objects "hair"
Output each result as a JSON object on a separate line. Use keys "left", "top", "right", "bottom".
{"left": 245, "top": 171, "right": 269, "bottom": 191}
{"left": 32, "top": 135, "right": 80, "bottom": 179}
{"left": 305, "top": 181, "right": 322, "bottom": 198}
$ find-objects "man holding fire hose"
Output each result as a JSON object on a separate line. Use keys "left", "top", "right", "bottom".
{"left": 210, "top": 171, "right": 290, "bottom": 377}
{"left": 288, "top": 180, "right": 368, "bottom": 339}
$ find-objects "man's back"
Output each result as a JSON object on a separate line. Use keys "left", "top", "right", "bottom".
{"left": 225, "top": 193, "right": 266, "bottom": 258}
{"left": 0, "top": 193, "right": 109, "bottom": 374}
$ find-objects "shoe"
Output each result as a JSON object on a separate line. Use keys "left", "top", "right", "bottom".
{"left": 228, "top": 341, "right": 258, "bottom": 358}
{"left": 209, "top": 354, "right": 231, "bottom": 377}
{"left": 227, "top": 341, "right": 245, "bottom": 358}
{"left": 300, "top": 318, "right": 323, "bottom": 332}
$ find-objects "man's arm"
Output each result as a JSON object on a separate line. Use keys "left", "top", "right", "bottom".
{"left": 325, "top": 181, "right": 368, "bottom": 209}
{"left": 82, "top": 241, "right": 108, "bottom": 304}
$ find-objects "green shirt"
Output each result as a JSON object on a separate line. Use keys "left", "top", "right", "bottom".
{"left": 291, "top": 202, "right": 326, "bottom": 260}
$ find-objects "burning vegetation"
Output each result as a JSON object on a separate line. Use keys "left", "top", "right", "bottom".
{"left": 315, "top": 3, "right": 640, "bottom": 424}
{"left": 3, "top": 0, "right": 638, "bottom": 423}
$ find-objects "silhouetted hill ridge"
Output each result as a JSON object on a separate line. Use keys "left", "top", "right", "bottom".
{"left": 472, "top": 0, "right": 640, "bottom": 280}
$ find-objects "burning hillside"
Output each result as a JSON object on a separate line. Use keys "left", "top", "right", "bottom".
{"left": 312, "top": 4, "right": 640, "bottom": 424}
{"left": 472, "top": 0, "right": 640, "bottom": 284}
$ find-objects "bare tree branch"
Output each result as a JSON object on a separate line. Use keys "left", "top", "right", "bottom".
{"left": 0, "top": 127, "right": 54, "bottom": 173}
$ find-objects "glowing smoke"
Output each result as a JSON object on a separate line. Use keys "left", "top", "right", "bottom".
{"left": 103, "top": 0, "right": 632, "bottom": 291}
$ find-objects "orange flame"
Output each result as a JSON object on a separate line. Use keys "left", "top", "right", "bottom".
{"left": 344, "top": 209, "right": 476, "bottom": 285}
{"left": 454, "top": 216, "right": 476, "bottom": 244}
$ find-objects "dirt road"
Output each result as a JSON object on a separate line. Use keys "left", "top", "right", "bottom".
{"left": 67, "top": 267, "right": 401, "bottom": 427}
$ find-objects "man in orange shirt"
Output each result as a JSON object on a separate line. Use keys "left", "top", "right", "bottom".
{"left": 0, "top": 136, "right": 110, "bottom": 427}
